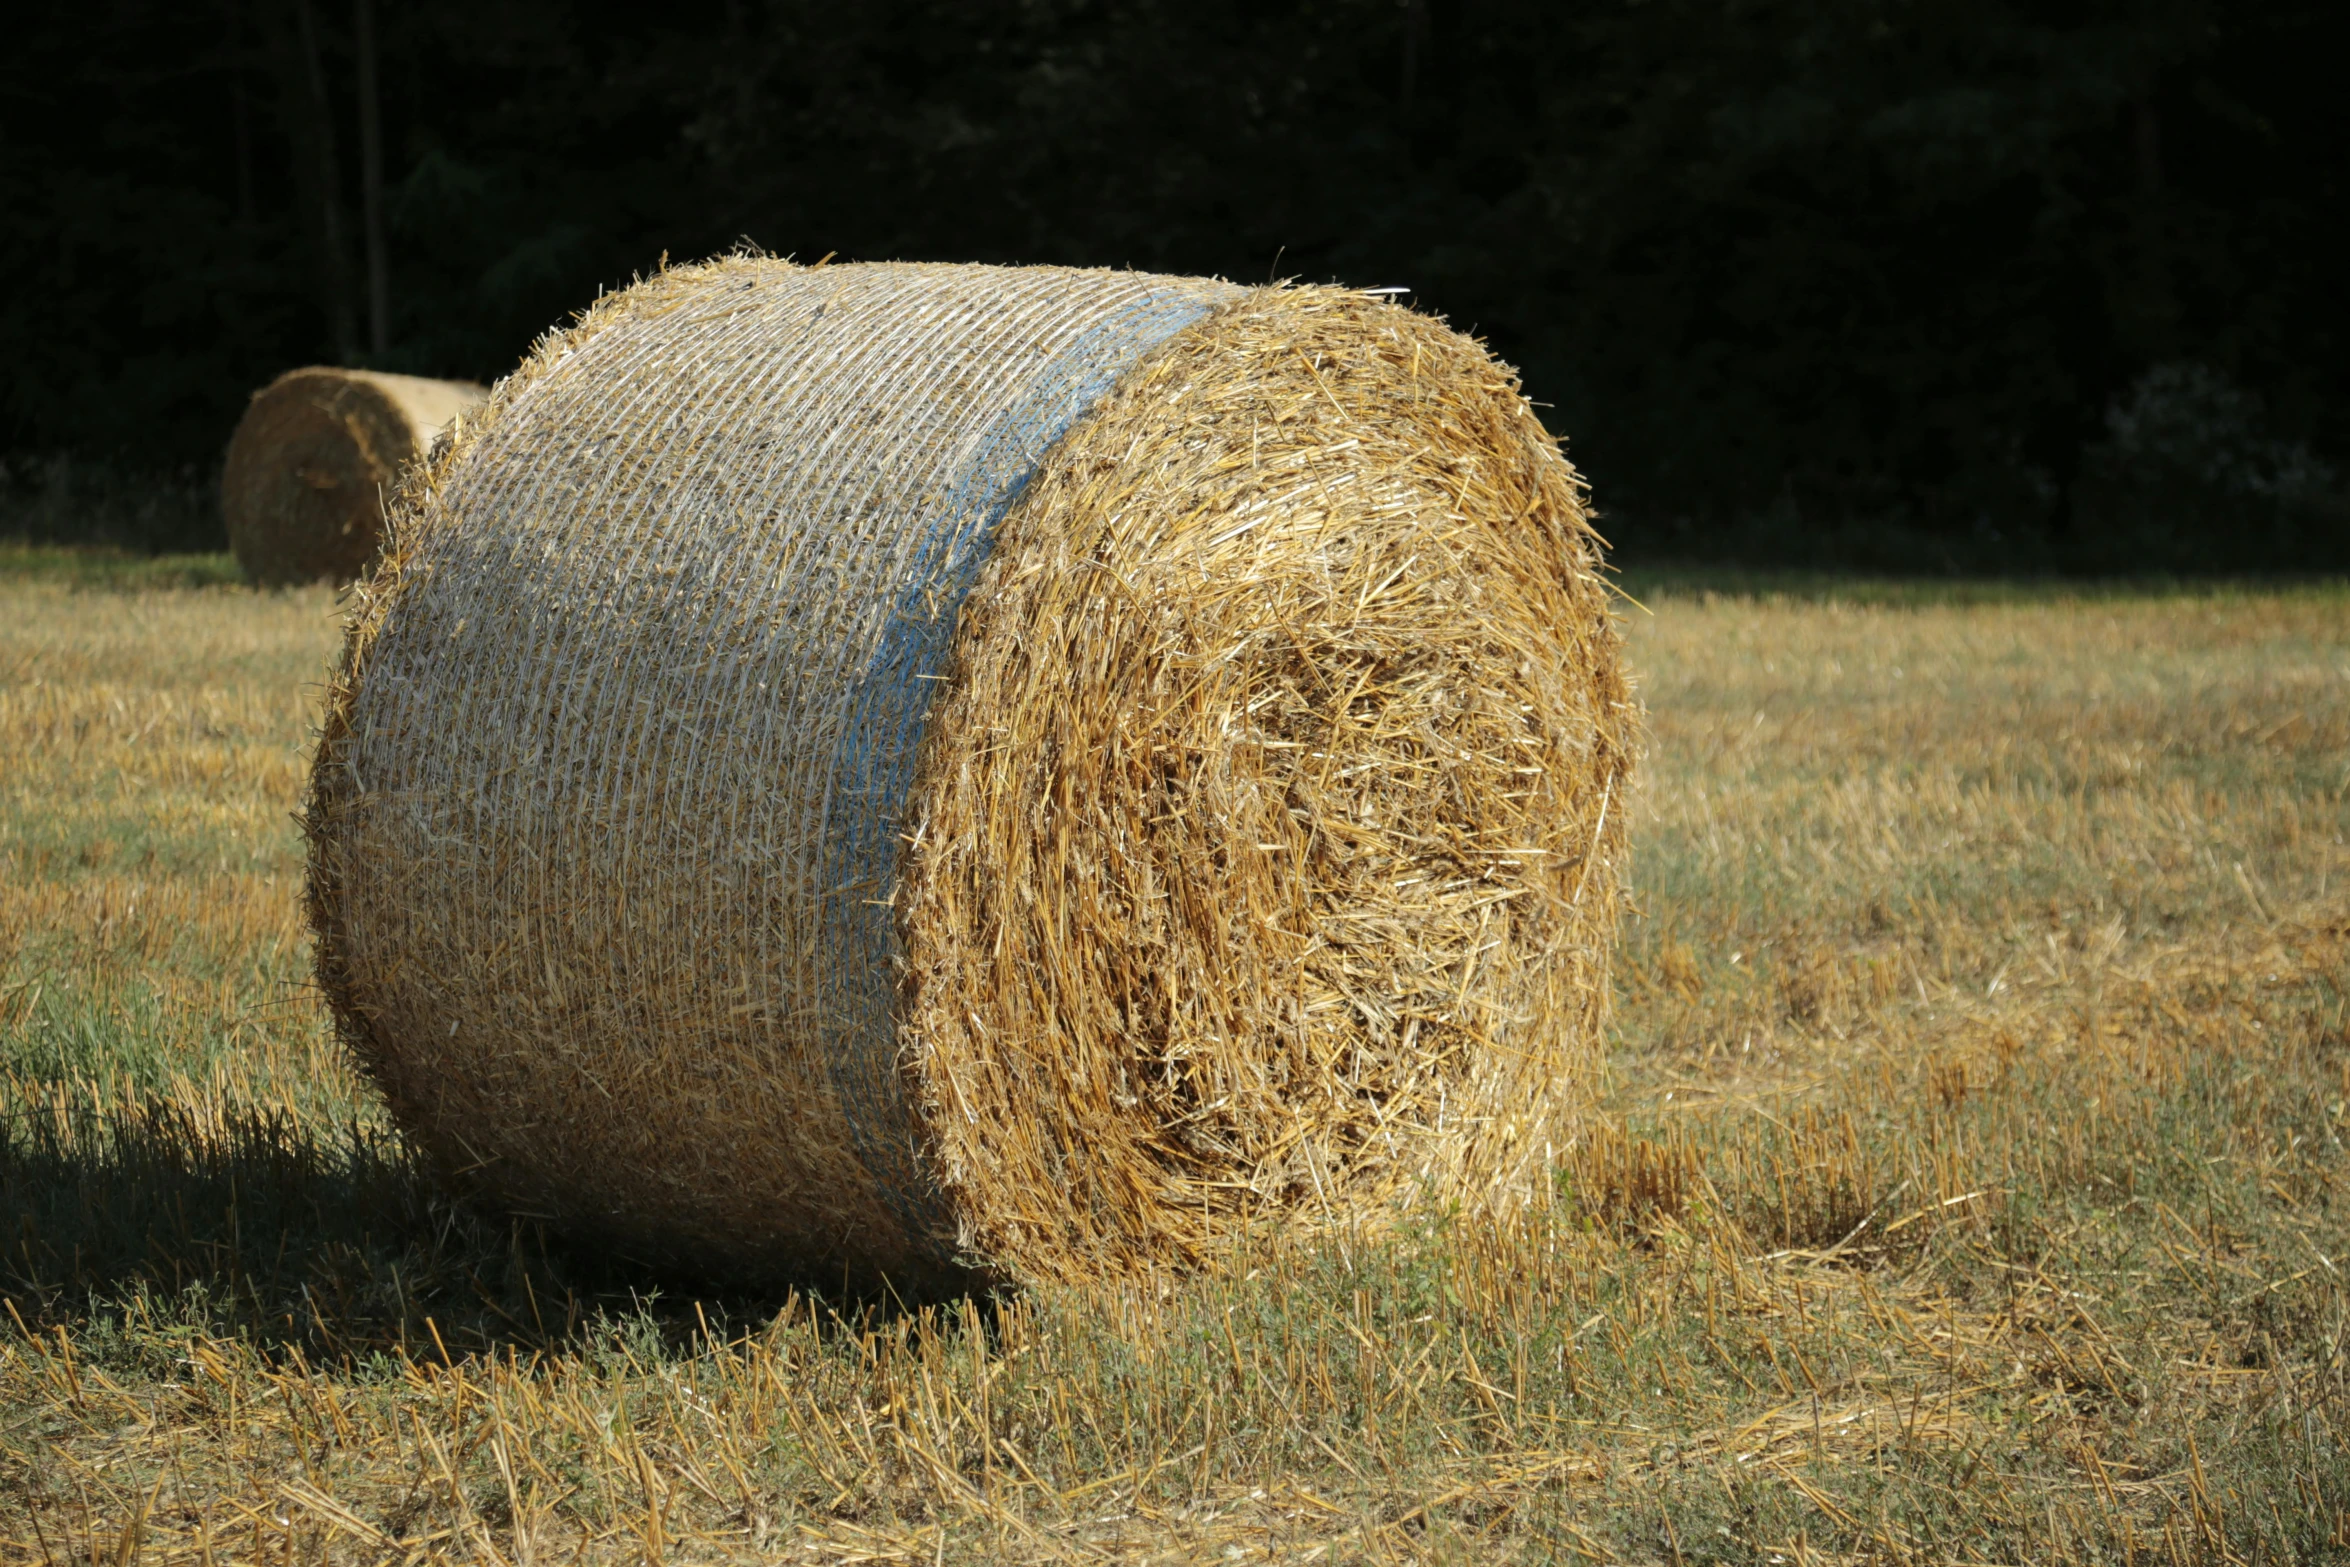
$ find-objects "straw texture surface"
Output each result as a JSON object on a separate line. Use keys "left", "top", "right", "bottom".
{"left": 223, "top": 368, "right": 485, "bottom": 585}
{"left": 307, "top": 259, "right": 1633, "bottom": 1292}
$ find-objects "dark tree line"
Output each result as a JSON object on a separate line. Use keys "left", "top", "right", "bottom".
{"left": 3, "top": 0, "right": 2343, "bottom": 568}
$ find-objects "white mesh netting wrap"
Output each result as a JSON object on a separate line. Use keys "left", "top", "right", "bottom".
{"left": 315, "top": 262, "right": 1239, "bottom": 1281}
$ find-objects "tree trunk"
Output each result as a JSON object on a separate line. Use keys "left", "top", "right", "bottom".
{"left": 261, "top": 0, "right": 357, "bottom": 361}
{"left": 2128, "top": 95, "right": 2175, "bottom": 361}
{"left": 355, "top": 0, "right": 389, "bottom": 356}
{"left": 227, "top": 0, "right": 256, "bottom": 226}
{"left": 1399, "top": 0, "right": 1428, "bottom": 112}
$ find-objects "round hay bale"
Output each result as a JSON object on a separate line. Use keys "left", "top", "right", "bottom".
{"left": 306, "top": 259, "right": 1636, "bottom": 1293}
{"left": 222, "top": 367, "right": 485, "bottom": 585}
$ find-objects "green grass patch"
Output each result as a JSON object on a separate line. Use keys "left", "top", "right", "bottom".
{"left": 0, "top": 540, "right": 247, "bottom": 591}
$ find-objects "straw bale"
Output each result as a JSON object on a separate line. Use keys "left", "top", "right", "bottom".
{"left": 222, "top": 367, "right": 485, "bottom": 585}
{"left": 306, "top": 258, "right": 1635, "bottom": 1293}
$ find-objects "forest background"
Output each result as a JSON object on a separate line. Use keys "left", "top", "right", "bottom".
{"left": 2, "top": 0, "right": 2343, "bottom": 572}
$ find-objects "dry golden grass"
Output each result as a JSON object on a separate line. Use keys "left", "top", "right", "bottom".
{"left": 3, "top": 561, "right": 2346, "bottom": 1564}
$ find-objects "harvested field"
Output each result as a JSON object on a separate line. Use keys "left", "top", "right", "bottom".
{"left": 2, "top": 550, "right": 2346, "bottom": 1562}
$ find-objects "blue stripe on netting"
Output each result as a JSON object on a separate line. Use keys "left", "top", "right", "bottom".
{"left": 817, "top": 287, "right": 1223, "bottom": 1257}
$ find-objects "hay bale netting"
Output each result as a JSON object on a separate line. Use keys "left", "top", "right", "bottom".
{"left": 305, "top": 259, "right": 1637, "bottom": 1293}
{"left": 222, "top": 367, "right": 486, "bottom": 585}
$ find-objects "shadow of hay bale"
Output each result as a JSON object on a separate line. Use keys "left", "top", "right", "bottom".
{"left": 0, "top": 1096, "right": 833, "bottom": 1357}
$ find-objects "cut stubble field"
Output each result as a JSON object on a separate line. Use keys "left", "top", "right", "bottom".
{"left": 2, "top": 549, "right": 2345, "bottom": 1564}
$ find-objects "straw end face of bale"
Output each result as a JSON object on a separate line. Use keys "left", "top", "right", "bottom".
{"left": 223, "top": 367, "right": 485, "bottom": 586}
{"left": 898, "top": 286, "right": 1637, "bottom": 1284}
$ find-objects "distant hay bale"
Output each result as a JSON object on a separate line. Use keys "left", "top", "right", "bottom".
{"left": 305, "top": 259, "right": 1636, "bottom": 1293}
{"left": 222, "top": 367, "right": 485, "bottom": 585}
